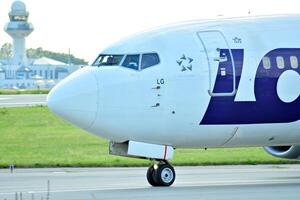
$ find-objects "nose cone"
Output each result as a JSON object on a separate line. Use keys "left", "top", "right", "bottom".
{"left": 47, "top": 68, "right": 98, "bottom": 130}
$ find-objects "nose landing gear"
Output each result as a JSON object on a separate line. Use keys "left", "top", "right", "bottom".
{"left": 146, "top": 161, "right": 176, "bottom": 187}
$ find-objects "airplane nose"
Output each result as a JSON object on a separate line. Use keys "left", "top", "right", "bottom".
{"left": 47, "top": 68, "right": 98, "bottom": 130}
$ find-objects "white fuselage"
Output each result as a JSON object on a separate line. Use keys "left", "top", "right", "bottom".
{"left": 47, "top": 15, "right": 300, "bottom": 149}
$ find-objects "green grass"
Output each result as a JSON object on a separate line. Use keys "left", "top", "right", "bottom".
{"left": 0, "top": 89, "right": 49, "bottom": 95}
{"left": 0, "top": 106, "right": 298, "bottom": 168}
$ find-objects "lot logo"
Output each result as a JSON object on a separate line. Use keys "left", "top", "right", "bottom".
{"left": 201, "top": 48, "right": 300, "bottom": 125}
{"left": 176, "top": 54, "right": 193, "bottom": 71}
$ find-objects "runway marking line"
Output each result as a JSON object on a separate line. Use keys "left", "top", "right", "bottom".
{"left": 0, "top": 102, "right": 46, "bottom": 105}
{"left": 0, "top": 178, "right": 299, "bottom": 196}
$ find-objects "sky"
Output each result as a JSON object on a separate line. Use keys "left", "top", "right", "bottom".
{"left": 0, "top": 0, "right": 299, "bottom": 63}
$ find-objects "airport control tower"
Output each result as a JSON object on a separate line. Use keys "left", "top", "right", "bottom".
{"left": 4, "top": 1, "right": 34, "bottom": 66}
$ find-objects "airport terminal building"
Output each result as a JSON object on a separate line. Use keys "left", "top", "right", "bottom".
{"left": 0, "top": 1, "right": 81, "bottom": 89}
{"left": 0, "top": 57, "right": 80, "bottom": 89}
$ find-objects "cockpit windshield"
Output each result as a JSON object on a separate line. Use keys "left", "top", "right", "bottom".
{"left": 92, "top": 54, "right": 124, "bottom": 66}
{"left": 91, "top": 52, "right": 160, "bottom": 70}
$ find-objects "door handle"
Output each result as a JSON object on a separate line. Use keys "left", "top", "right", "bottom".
{"left": 213, "top": 56, "right": 227, "bottom": 62}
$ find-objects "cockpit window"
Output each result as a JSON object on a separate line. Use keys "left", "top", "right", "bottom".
{"left": 92, "top": 54, "right": 124, "bottom": 66}
{"left": 122, "top": 55, "right": 140, "bottom": 70}
{"left": 91, "top": 52, "right": 160, "bottom": 71}
{"left": 141, "top": 53, "right": 160, "bottom": 69}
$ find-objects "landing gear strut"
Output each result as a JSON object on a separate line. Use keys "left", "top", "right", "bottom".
{"left": 146, "top": 161, "right": 176, "bottom": 187}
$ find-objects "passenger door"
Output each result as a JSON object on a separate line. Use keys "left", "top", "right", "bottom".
{"left": 197, "top": 30, "right": 236, "bottom": 96}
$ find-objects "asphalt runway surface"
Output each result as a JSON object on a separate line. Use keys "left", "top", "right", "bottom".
{"left": 0, "top": 94, "right": 47, "bottom": 107}
{"left": 0, "top": 165, "right": 300, "bottom": 200}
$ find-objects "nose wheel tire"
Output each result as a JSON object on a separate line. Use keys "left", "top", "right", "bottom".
{"left": 146, "top": 163, "right": 176, "bottom": 187}
{"left": 147, "top": 165, "right": 158, "bottom": 186}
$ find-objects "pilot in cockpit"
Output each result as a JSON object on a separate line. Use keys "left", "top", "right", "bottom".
{"left": 123, "top": 55, "right": 139, "bottom": 69}
{"left": 107, "top": 56, "right": 115, "bottom": 65}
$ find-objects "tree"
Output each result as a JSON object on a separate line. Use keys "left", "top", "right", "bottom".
{"left": 26, "top": 47, "right": 88, "bottom": 65}
{"left": 0, "top": 43, "right": 88, "bottom": 65}
{"left": 0, "top": 43, "right": 13, "bottom": 60}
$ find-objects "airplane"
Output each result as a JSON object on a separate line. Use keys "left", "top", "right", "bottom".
{"left": 47, "top": 14, "right": 300, "bottom": 187}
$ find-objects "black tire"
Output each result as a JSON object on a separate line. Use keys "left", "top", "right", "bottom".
{"left": 154, "top": 164, "right": 176, "bottom": 187}
{"left": 146, "top": 165, "right": 158, "bottom": 186}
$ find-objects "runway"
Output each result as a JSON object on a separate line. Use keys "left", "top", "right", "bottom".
{"left": 0, "top": 94, "right": 47, "bottom": 107}
{"left": 0, "top": 165, "right": 300, "bottom": 200}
